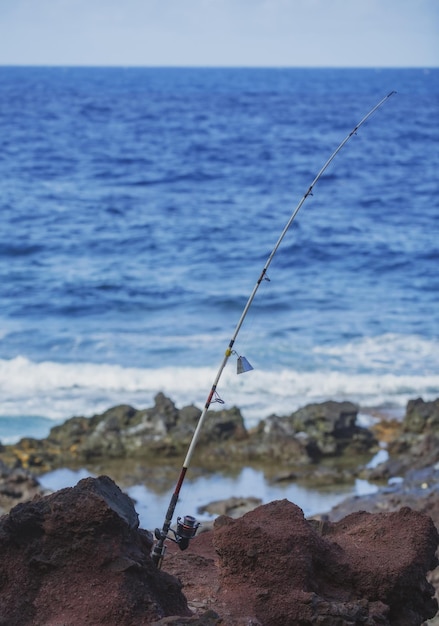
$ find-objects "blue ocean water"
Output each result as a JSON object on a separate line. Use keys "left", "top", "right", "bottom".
{"left": 0, "top": 67, "right": 438, "bottom": 443}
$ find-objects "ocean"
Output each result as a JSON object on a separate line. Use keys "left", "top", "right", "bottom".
{"left": 0, "top": 67, "right": 438, "bottom": 523}
{"left": 1, "top": 66, "right": 438, "bottom": 436}
{"left": 0, "top": 67, "right": 439, "bottom": 525}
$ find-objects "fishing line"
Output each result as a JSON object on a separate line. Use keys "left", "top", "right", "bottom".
{"left": 151, "top": 90, "right": 396, "bottom": 568}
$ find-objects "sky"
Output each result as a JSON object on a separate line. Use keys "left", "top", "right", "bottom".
{"left": 0, "top": 0, "right": 438, "bottom": 67}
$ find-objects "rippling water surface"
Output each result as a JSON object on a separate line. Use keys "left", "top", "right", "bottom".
{"left": 0, "top": 67, "right": 438, "bottom": 440}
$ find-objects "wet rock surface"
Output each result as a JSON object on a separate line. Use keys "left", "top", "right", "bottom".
{"left": 0, "top": 459, "right": 45, "bottom": 516}
{"left": 361, "top": 398, "right": 439, "bottom": 482}
{"left": 0, "top": 394, "right": 247, "bottom": 474}
{"left": 198, "top": 496, "right": 262, "bottom": 519}
{"left": 1, "top": 479, "right": 437, "bottom": 626}
{"left": 0, "top": 395, "right": 377, "bottom": 480}
{"left": 262, "top": 400, "right": 376, "bottom": 460}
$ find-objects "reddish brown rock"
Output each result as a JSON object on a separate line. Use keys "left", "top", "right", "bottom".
{"left": 165, "top": 500, "right": 439, "bottom": 625}
{"left": 0, "top": 475, "right": 190, "bottom": 625}
{"left": 1, "top": 479, "right": 437, "bottom": 625}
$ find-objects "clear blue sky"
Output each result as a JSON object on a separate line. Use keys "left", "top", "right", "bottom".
{"left": 0, "top": 0, "right": 438, "bottom": 67}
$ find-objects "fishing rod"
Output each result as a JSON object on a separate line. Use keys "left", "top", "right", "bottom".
{"left": 151, "top": 90, "right": 396, "bottom": 568}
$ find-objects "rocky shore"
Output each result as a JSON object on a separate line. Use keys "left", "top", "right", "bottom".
{"left": 1, "top": 394, "right": 439, "bottom": 624}
{"left": 0, "top": 393, "right": 377, "bottom": 481}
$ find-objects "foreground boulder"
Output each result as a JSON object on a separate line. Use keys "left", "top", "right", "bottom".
{"left": 165, "top": 500, "right": 439, "bottom": 625}
{"left": 323, "top": 463, "right": 439, "bottom": 626}
{"left": 0, "top": 476, "right": 190, "bottom": 625}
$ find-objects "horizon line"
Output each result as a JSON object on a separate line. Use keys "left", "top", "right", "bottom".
{"left": 0, "top": 63, "right": 437, "bottom": 70}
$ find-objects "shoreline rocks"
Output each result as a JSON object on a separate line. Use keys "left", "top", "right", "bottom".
{"left": 0, "top": 477, "right": 437, "bottom": 625}
{"left": 1, "top": 396, "right": 439, "bottom": 623}
{"left": 0, "top": 460, "right": 46, "bottom": 517}
{"left": 211, "top": 501, "right": 438, "bottom": 625}
{"left": 0, "top": 394, "right": 377, "bottom": 480}
{"left": 361, "top": 397, "right": 439, "bottom": 483}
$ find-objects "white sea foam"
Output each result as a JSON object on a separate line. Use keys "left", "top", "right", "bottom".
{"left": 313, "top": 333, "right": 439, "bottom": 375}
{"left": 1, "top": 346, "right": 438, "bottom": 431}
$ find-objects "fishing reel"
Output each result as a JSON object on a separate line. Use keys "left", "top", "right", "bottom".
{"left": 154, "top": 515, "right": 200, "bottom": 552}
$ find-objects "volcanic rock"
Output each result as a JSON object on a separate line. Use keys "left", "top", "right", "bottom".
{"left": 1, "top": 477, "right": 438, "bottom": 625}
{"left": 165, "top": 499, "right": 439, "bottom": 625}
{"left": 361, "top": 397, "right": 439, "bottom": 482}
{"left": 0, "top": 396, "right": 378, "bottom": 479}
{"left": 0, "top": 393, "right": 247, "bottom": 473}
{"left": 323, "top": 463, "right": 439, "bottom": 625}
{"left": 260, "top": 400, "right": 377, "bottom": 460}
{"left": 198, "top": 495, "right": 262, "bottom": 519}
{"left": 0, "top": 459, "right": 44, "bottom": 516}
{"left": 0, "top": 475, "right": 190, "bottom": 625}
